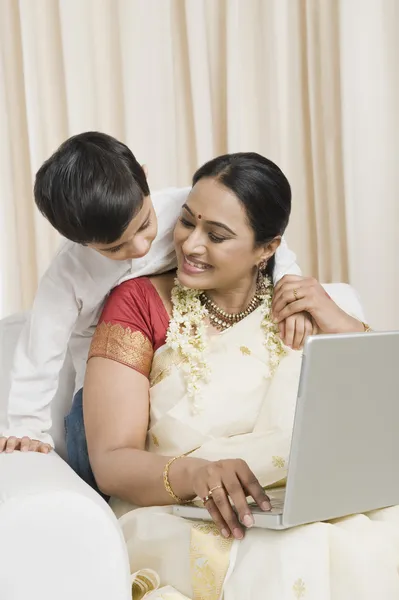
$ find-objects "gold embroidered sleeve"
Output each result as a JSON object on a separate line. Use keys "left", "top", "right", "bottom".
{"left": 88, "top": 322, "right": 153, "bottom": 377}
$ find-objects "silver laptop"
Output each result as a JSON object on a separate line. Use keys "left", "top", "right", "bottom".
{"left": 173, "top": 331, "right": 399, "bottom": 529}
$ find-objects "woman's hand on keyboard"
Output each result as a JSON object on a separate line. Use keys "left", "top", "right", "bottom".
{"left": 189, "top": 458, "right": 271, "bottom": 540}
{"left": 0, "top": 436, "right": 52, "bottom": 454}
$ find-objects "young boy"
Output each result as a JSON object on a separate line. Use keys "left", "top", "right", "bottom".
{"left": 0, "top": 132, "right": 302, "bottom": 462}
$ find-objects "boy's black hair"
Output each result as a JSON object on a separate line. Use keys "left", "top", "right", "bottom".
{"left": 34, "top": 131, "right": 150, "bottom": 244}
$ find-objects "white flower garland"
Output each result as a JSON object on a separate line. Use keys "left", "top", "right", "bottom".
{"left": 165, "top": 276, "right": 286, "bottom": 413}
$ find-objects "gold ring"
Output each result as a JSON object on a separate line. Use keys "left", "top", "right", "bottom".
{"left": 293, "top": 288, "right": 299, "bottom": 301}
{"left": 209, "top": 485, "right": 223, "bottom": 495}
{"left": 202, "top": 495, "right": 212, "bottom": 504}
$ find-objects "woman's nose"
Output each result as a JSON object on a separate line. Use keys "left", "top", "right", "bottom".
{"left": 182, "top": 230, "right": 206, "bottom": 256}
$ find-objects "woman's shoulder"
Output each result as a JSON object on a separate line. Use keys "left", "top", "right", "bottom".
{"left": 100, "top": 277, "right": 156, "bottom": 320}
{"left": 101, "top": 276, "right": 170, "bottom": 351}
{"left": 111, "top": 274, "right": 174, "bottom": 308}
{"left": 107, "top": 276, "right": 162, "bottom": 309}
{"left": 113, "top": 275, "right": 154, "bottom": 294}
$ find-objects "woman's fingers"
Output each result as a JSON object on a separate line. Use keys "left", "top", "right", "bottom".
{"left": 278, "top": 320, "right": 285, "bottom": 343}
{"left": 279, "top": 313, "right": 315, "bottom": 349}
{"left": 222, "top": 473, "right": 256, "bottom": 530}
{"left": 293, "top": 313, "right": 314, "bottom": 350}
{"left": 201, "top": 497, "right": 231, "bottom": 538}
{"left": 272, "top": 276, "right": 305, "bottom": 312}
{"left": 195, "top": 462, "right": 246, "bottom": 539}
{"left": 303, "top": 315, "right": 315, "bottom": 347}
{"left": 292, "top": 316, "right": 305, "bottom": 350}
{"left": 196, "top": 478, "right": 238, "bottom": 539}
{"left": 236, "top": 461, "right": 271, "bottom": 513}
{"left": 195, "top": 460, "right": 271, "bottom": 540}
{"left": 275, "top": 299, "right": 308, "bottom": 323}
{"left": 278, "top": 320, "right": 285, "bottom": 339}
{"left": 273, "top": 277, "right": 325, "bottom": 320}
{"left": 272, "top": 274, "right": 303, "bottom": 297}
{"left": 297, "top": 315, "right": 314, "bottom": 350}
{"left": 205, "top": 500, "right": 231, "bottom": 539}
{"left": 209, "top": 484, "right": 244, "bottom": 539}
{"left": 282, "top": 315, "right": 296, "bottom": 348}
{"left": 312, "top": 320, "right": 319, "bottom": 336}
{"left": 0, "top": 437, "right": 7, "bottom": 452}
{"left": 272, "top": 284, "right": 305, "bottom": 317}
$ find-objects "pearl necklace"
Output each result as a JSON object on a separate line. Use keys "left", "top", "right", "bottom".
{"left": 199, "top": 291, "right": 262, "bottom": 331}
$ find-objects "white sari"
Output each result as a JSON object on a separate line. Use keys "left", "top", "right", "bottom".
{"left": 111, "top": 307, "right": 399, "bottom": 600}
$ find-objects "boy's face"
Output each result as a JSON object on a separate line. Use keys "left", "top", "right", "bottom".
{"left": 88, "top": 195, "right": 158, "bottom": 261}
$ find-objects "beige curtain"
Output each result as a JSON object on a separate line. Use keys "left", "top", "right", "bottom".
{"left": 0, "top": 0, "right": 398, "bottom": 329}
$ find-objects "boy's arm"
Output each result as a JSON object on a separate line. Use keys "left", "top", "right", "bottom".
{"left": 272, "top": 237, "right": 302, "bottom": 284}
{"left": 2, "top": 270, "right": 79, "bottom": 447}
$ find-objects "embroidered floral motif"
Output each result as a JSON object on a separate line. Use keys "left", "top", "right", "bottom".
{"left": 293, "top": 578, "right": 306, "bottom": 598}
{"left": 89, "top": 322, "right": 153, "bottom": 376}
{"left": 272, "top": 455, "right": 286, "bottom": 468}
{"left": 240, "top": 346, "right": 251, "bottom": 355}
{"left": 190, "top": 522, "right": 233, "bottom": 600}
{"left": 151, "top": 433, "right": 160, "bottom": 448}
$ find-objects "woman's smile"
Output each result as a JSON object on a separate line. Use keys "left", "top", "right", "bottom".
{"left": 182, "top": 254, "right": 212, "bottom": 275}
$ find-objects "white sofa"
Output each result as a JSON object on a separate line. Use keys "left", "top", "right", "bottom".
{"left": 0, "top": 314, "right": 132, "bottom": 600}
{"left": 0, "top": 285, "right": 365, "bottom": 600}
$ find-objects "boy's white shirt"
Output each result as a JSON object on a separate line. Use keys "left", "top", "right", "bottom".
{"left": 3, "top": 187, "right": 301, "bottom": 446}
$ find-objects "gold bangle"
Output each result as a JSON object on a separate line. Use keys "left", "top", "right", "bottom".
{"left": 361, "top": 321, "right": 372, "bottom": 332}
{"left": 163, "top": 455, "right": 185, "bottom": 504}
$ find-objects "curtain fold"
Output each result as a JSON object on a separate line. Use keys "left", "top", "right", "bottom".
{"left": 338, "top": 0, "right": 399, "bottom": 329}
{"left": 0, "top": 0, "right": 397, "bottom": 329}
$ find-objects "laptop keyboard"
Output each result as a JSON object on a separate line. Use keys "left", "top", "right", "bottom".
{"left": 249, "top": 487, "right": 286, "bottom": 514}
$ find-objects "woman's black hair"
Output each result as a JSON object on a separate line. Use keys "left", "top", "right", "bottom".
{"left": 192, "top": 152, "right": 292, "bottom": 279}
{"left": 34, "top": 131, "right": 149, "bottom": 245}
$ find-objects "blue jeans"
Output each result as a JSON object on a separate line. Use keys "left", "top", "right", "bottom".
{"left": 65, "top": 388, "right": 109, "bottom": 501}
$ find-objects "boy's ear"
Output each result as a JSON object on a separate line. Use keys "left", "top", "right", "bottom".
{"left": 142, "top": 164, "right": 149, "bottom": 178}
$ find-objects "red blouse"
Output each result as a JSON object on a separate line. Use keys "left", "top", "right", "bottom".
{"left": 88, "top": 278, "right": 170, "bottom": 378}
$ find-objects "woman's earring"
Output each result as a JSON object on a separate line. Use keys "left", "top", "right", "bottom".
{"left": 256, "top": 261, "right": 269, "bottom": 295}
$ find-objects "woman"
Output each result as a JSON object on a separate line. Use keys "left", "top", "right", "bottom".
{"left": 84, "top": 153, "right": 396, "bottom": 600}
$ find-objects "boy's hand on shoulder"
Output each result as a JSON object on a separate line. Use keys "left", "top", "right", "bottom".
{"left": 0, "top": 436, "right": 52, "bottom": 454}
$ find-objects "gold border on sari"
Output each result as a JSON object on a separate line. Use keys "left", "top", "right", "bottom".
{"left": 190, "top": 523, "right": 233, "bottom": 600}
{"left": 89, "top": 322, "right": 153, "bottom": 376}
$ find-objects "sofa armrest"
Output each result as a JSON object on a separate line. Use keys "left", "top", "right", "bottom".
{"left": 0, "top": 452, "right": 131, "bottom": 600}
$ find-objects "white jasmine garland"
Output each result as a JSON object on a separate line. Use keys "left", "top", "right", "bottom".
{"left": 165, "top": 275, "right": 286, "bottom": 412}
{"left": 166, "top": 282, "right": 210, "bottom": 413}
{"left": 258, "top": 278, "right": 287, "bottom": 376}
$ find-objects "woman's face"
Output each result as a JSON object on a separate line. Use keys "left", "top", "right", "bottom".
{"left": 174, "top": 177, "right": 274, "bottom": 292}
